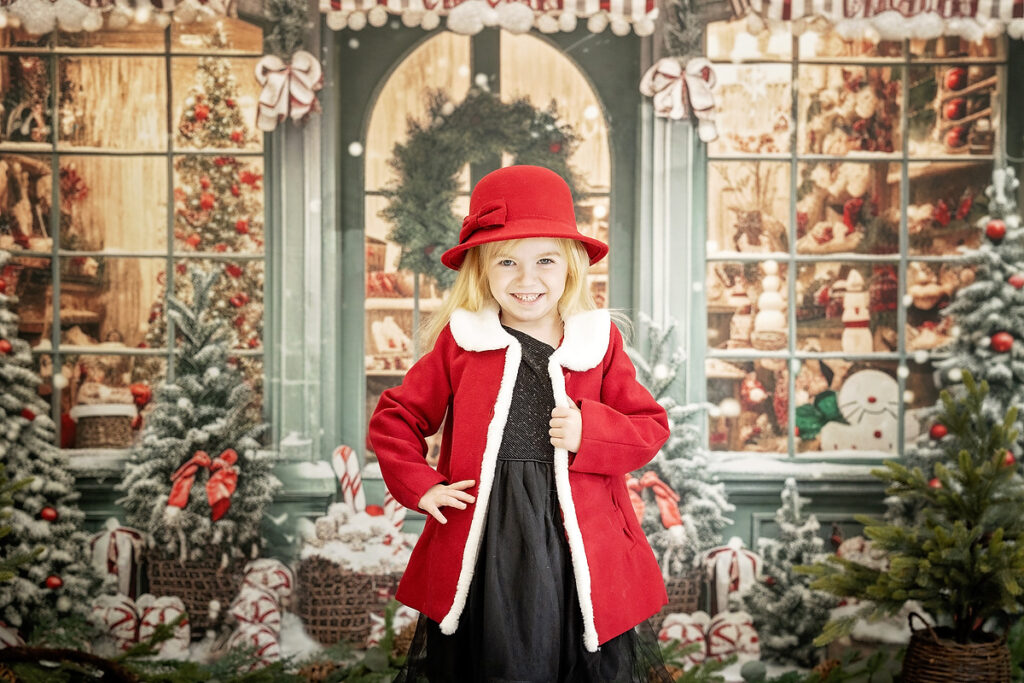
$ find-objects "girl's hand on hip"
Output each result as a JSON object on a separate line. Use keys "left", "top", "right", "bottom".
{"left": 418, "top": 480, "right": 476, "bottom": 525}
{"left": 550, "top": 405, "right": 582, "bottom": 453}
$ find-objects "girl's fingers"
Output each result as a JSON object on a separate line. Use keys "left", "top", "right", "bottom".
{"left": 426, "top": 504, "right": 447, "bottom": 525}
{"left": 450, "top": 479, "right": 476, "bottom": 490}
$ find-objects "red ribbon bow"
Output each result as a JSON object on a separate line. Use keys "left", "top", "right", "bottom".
{"left": 167, "top": 449, "right": 239, "bottom": 521}
{"left": 458, "top": 199, "right": 507, "bottom": 244}
{"left": 625, "top": 471, "right": 683, "bottom": 529}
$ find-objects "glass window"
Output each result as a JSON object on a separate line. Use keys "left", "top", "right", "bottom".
{"left": 704, "top": 20, "right": 1006, "bottom": 458}
{"left": 0, "top": 18, "right": 265, "bottom": 448}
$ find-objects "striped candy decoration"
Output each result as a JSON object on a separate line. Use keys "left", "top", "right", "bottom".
{"left": 331, "top": 444, "right": 366, "bottom": 513}
{"left": 383, "top": 489, "right": 406, "bottom": 531}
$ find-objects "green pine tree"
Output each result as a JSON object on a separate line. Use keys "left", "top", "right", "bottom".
{"left": 897, "top": 166, "right": 1024, "bottom": 524}
{"left": 0, "top": 250, "right": 96, "bottom": 638}
{"left": 0, "top": 462, "right": 37, "bottom": 583}
{"left": 741, "top": 478, "right": 837, "bottom": 668}
{"left": 804, "top": 372, "right": 1024, "bottom": 645}
{"left": 627, "top": 313, "right": 734, "bottom": 574}
{"left": 119, "top": 267, "right": 275, "bottom": 565}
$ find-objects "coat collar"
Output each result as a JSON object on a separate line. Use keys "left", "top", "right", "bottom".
{"left": 449, "top": 303, "right": 610, "bottom": 372}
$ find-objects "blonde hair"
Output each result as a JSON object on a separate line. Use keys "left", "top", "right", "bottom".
{"left": 420, "top": 237, "right": 597, "bottom": 349}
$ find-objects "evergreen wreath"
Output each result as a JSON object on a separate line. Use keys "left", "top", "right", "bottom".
{"left": 381, "top": 88, "right": 585, "bottom": 290}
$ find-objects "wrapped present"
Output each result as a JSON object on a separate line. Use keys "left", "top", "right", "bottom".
{"left": 658, "top": 611, "right": 710, "bottom": 667}
{"left": 137, "top": 594, "right": 190, "bottom": 658}
{"left": 226, "top": 622, "right": 280, "bottom": 670}
{"left": 229, "top": 585, "right": 282, "bottom": 633}
{"left": 89, "top": 519, "right": 146, "bottom": 598}
{"left": 700, "top": 537, "right": 761, "bottom": 614}
{"left": 90, "top": 594, "right": 139, "bottom": 652}
{"left": 0, "top": 621, "right": 24, "bottom": 649}
{"left": 706, "top": 610, "right": 759, "bottom": 663}
{"left": 242, "top": 558, "right": 294, "bottom": 606}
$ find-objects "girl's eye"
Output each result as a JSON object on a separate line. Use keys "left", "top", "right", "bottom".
{"left": 498, "top": 259, "right": 515, "bottom": 267}
{"left": 538, "top": 258, "right": 555, "bottom": 265}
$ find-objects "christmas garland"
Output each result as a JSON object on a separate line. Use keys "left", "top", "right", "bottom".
{"left": 381, "top": 88, "right": 585, "bottom": 291}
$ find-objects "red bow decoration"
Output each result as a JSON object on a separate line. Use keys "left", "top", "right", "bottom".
{"left": 458, "top": 199, "right": 507, "bottom": 244}
{"left": 625, "top": 471, "right": 683, "bottom": 529}
{"left": 167, "top": 449, "right": 239, "bottom": 521}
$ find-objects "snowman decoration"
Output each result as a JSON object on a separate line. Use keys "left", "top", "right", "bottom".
{"left": 820, "top": 369, "right": 901, "bottom": 453}
{"left": 840, "top": 269, "right": 873, "bottom": 354}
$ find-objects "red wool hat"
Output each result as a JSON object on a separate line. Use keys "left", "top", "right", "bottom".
{"left": 441, "top": 165, "right": 609, "bottom": 270}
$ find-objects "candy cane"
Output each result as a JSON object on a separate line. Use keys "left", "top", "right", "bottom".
{"left": 383, "top": 489, "right": 406, "bottom": 531}
{"left": 331, "top": 445, "right": 365, "bottom": 513}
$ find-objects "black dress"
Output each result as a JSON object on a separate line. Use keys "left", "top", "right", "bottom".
{"left": 398, "top": 327, "right": 670, "bottom": 683}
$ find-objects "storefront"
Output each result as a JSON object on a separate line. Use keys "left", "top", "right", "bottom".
{"left": 0, "top": 0, "right": 1021, "bottom": 547}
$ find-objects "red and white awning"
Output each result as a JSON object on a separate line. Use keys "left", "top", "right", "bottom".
{"left": 319, "top": 0, "right": 659, "bottom": 35}
{"left": 745, "top": 0, "right": 1024, "bottom": 39}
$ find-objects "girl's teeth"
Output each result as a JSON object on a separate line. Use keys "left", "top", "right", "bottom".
{"left": 515, "top": 294, "right": 540, "bottom": 302}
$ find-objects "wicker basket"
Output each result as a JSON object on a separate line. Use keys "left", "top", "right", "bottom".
{"left": 655, "top": 571, "right": 702, "bottom": 622}
{"left": 902, "top": 613, "right": 1010, "bottom": 683}
{"left": 145, "top": 551, "right": 243, "bottom": 632}
{"left": 297, "top": 556, "right": 402, "bottom": 646}
{"left": 70, "top": 404, "right": 135, "bottom": 449}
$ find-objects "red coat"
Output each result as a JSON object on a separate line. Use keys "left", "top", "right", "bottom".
{"left": 370, "top": 305, "right": 670, "bottom": 652}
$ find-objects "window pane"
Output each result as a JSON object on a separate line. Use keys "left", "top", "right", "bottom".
{"left": 173, "top": 154, "right": 263, "bottom": 254}
{"left": 796, "top": 161, "right": 899, "bottom": 256}
{"left": 2, "top": 254, "right": 50, "bottom": 343}
{"left": 798, "top": 64, "right": 902, "bottom": 155}
{"left": 166, "top": 258, "right": 263, "bottom": 350}
{"left": 905, "top": 260, "right": 975, "bottom": 352}
{"left": 707, "top": 259, "right": 788, "bottom": 351}
{"left": 795, "top": 261, "right": 896, "bottom": 353}
{"left": 908, "top": 64, "right": 996, "bottom": 156}
{"left": 907, "top": 161, "right": 992, "bottom": 256}
{"left": 365, "top": 32, "right": 471, "bottom": 192}
{"left": 709, "top": 64, "right": 793, "bottom": 157}
{"left": 61, "top": 156, "right": 168, "bottom": 253}
{"left": 707, "top": 358, "right": 787, "bottom": 453}
{"left": 57, "top": 22, "right": 165, "bottom": 52}
{"left": 172, "top": 56, "right": 263, "bottom": 153}
{"left": 58, "top": 57, "right": 168, "bottom": 151}
{"left": 171, "top": 17, "right": 263, "bottom": 54}
{"left": 0, "top": 54, "right": 53, "bottom": 145}
{"left": 707, "top": 161, "right": 790, "bottom": 256}
{"left": 0, "top": 153, "right": 52, "bottom": 252}
{"left": 796, "top": 361, "right": 901, "bottom": 456}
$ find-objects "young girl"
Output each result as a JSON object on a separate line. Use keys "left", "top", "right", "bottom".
{"left": 370, "top": 165, "right": 672, "bottom": 682}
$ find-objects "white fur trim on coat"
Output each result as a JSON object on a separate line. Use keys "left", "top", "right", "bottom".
{"left": 441, "top": 306, "right": 611, "bottom": 651}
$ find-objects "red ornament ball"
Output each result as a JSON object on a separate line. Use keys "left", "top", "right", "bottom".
{"left": 45, "top": 575, "right": 63, "bottom": 590}
{"left": 944, "top": 67, "right": 967, "bottom": 90}
{"left": 235, "top": 219, "right": 249, "bottom": 235}
{"left": 944, "top": 98, "right": 966, "bottom": 120}
{"left": 0, "top": 339, "right": 11, "bottom": 354}
{"left": 186, "top": 233, "right": 201, "bottom": 248}
{"left": 20, "top": 408, "right": 35, "bottom": 421}
{"left": 945, "top": 126, "right": 968, "bottom": 149}
{"left": 549, "top": 142, "right": 562, "bottom": 154}
{"left": 991, "top": 331, "right": 1014, "bottom": 353}
{"left": 40, "top": 506, "right": 58, "bottom": 522}
{"left": 928, "top": 477, "right": 942, "bottom": 489}
{"left": 365, "top": 504, "right": 385, "bottom": 516}
{"left": 929, "top": 423, "right": 948, "bottom": 440}
{"left": 986, "top": 219, "right": 1007, "bottom": 241}
{"left": 1010, "top": 274, "right": 1024, "bottom": 289}
{"left": 1004, "top": 451, "right": 1016, "bottom": 467}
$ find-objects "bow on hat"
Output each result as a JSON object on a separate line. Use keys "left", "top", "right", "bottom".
{"left": 167, "top": 449, "right": 239, "bottom": 521}
{"left": 639, "top": 57, "right": 719, "bottom": 143}
{"left": 254, "top": 51, "right": 324, "bottom": 132}
{"left": 626, "top": 471, "right": 683, "bottom": 529}
{"left": 458, "top": 199, "right": 507, "bottom": 244}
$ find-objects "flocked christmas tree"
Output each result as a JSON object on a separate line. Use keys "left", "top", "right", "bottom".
{"left": 741, "top": 478, "right": 837, "bottom": 668}
{"left": 120, "top": 267, "right": 275, "bottom": 566}
{"left": 898, "top": 166, "right": 1024, "bottom": 522}
{"left": 0, "top": 250, "right": 95, "bottom": 638}
{"left": 626, "top": 313, "right": 734, "bottom": 576}
{"left": 806, "top": 372, "right": 1024, "bottom": 645}
{"left": 136, "top": 26, "right": 264, "bottom": 403}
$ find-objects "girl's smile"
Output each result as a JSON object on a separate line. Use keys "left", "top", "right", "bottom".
{"left": 487, "top": 238, "right": 568, "bottom": 342}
